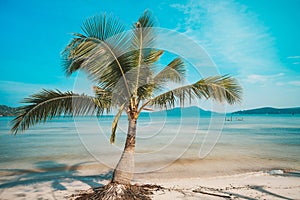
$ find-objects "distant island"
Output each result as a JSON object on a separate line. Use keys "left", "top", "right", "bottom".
{"left": 140, "top": 106, "right": 300, "bottom": 116}
{"left": 1, "top": 105, "right": 299, "bottom": 117}
{"left": 233, "top": 107, "right": 300, "bottom": 115}
{"left": 156, "top": 106, "right": 213, "bottom": 116}
{"left": 0, "top": 105, "right": 17, "bottom": 116}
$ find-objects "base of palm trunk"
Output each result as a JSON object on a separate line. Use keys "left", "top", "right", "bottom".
{"left": 111, "top": 150, "right": 134, "bottom": 185}
{"left": 70, "top": 182, "right": 164, "bottom": 200}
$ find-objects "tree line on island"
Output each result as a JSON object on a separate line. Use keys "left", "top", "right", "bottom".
{"left": 1, "top": 104, "right": 299, "bottom": 117}
{"left": 232, "top": 107, "right": 300, "bottom": 115}
{"left": 0, "top": 105, "right": 17, "bottom": 116}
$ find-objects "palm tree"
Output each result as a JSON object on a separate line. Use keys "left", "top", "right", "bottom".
{"left": 11, "top": 11, "right": 241, "bottom": 196}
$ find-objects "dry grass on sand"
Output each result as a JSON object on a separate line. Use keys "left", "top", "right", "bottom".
{"left": 68, "top": 183, "right": 165, "bottom": 200}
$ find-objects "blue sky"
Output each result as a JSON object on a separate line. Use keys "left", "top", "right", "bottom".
{"left": 0, "top": 0, "right": 299, "bottom": 111}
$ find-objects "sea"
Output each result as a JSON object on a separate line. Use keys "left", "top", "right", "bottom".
{"left": 0, "top": 112, "right": 300, "bottom": 189}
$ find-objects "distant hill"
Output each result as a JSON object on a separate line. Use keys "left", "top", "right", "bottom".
{"left": 2, "top": 104, "right": 299, "bottom": 117}
{"left": 139, "top": 106, "right": 213, "bottom": 117}
{"left": 233, "top": 107, "right": 300, "bottom": 115}
{"left": 164, "top": 106, "right": 213, "bottom": 116}
{"left": 0, "top": 105, "right": 17, "bottom": 116}
{"left": 0, "top": 105, "right": 212, "bottom": 117}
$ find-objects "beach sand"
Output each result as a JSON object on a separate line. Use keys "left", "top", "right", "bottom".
{"left": 1, "top": 163, "right": 299, "bottom": 200}
{"left": 138, "top": 170, "right": 300, "bottom": 200}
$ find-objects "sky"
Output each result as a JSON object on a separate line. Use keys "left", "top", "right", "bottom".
{"left": 0, "top": 0, "right": 299, "bottom": 111}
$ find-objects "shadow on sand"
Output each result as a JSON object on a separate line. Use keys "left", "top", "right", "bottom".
{"left": 249, "top": 185, "right": 294, "bottom": 200}
{"left": 220, "top": 186, "right": 294, "bottom": 200}
{"left": 280, "top": 171, "right": 300, "bottom": 178}
{"left": 0, "top": 161, "right": 112, "bottom": 191}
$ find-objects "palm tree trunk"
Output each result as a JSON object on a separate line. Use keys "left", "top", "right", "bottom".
{"left": 112, "top": 117, "right": 136, "bottom": 184}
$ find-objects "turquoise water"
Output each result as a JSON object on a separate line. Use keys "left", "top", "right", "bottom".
{"left": 0, "top": 114, "right": 300, "bottom": 181}
{"left": 218, "top": 116, "right": 300, "bottom": 162}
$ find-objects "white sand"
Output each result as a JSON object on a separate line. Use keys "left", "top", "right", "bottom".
{"left": 140, "top": 171, "right": 300, "bottom": 200}
{"left": 1, "top": 170, "right": 299, "bottom": 199}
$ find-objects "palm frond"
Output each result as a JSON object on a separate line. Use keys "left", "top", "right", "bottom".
{"left": 110, "top": 103, "right": 125, "bottom": 144}
{"left": 144, "top": 49, "right": 163, "bottom": 65}
{"left": 194, "top": 75, "right": 242, "bottom": 104}
{"left": 136, "top": 10, "right": 155, "bottom": 28}
{"left": 132, "top": 11, "right": 156, "bottom": 53}
{"left": 140, "top": 75, "right": 242, "bottom": 111}
{"left": 135, "top": 57, "right": 185, "bottom": 102}
{"left": 93, "top": 85, "right": 112, "bottom": 98}
{"left": 82, "top": 14, "right": 125, "bottom": 41}
{"left": 10, "top": 89, "right": 110, "bottom": 134}
{"left": 62, "top": 14, "right": 132, "bottom": 97}
{"left": 130, "top": 11, "right": 157, "bottom": 96}
{"left": 130, "top": 49, "right": 163, "bottom": 100}
{"left": 154, "top": 57, "right": 185, "bottom": 84}
{"left": 62, "top": 37, "right": 87, "bottom": 76}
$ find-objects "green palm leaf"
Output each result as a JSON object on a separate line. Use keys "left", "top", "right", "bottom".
{"left": 139, "top": 75, "right": 242, "bottom": 111}
{"left": 131, "top": 11, "right": 157, "bottom": 96}
{"left": 11, "top": 89, "right": 109, "bottom": 134}
{"left": 110, "top": 103, "right": 126, "bottom": 144}
{"left": 62, "top": 14, "right": 132, "bottom": 96}
{"left": 82, "top": 14, "right": 125, "bottom": 41}
{"left": 135, "top": 57, "right": 185, "bottom": 102}
{"left": 93, "top": 85, "right": 112, "bottom": 98}
{"left": 143, "top": 49, "right": 163, "bottom": 65}
{"left": 154, "top": 57, "right": 185, "bottom": 84}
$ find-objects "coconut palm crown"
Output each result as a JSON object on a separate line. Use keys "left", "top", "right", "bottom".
{"left": 11, "top": 11, "right": 242, "bottom": 185}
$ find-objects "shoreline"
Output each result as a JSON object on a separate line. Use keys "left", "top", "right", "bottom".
{"left": 2, "top": 156, "right": 299, "bottom": 180}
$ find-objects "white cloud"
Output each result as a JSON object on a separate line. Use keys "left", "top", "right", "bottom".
{"left": 170, "top": 3, "right": 187, "bottom": 11}
{"left": 169, "top": 0, "right": 300, "bottom": 110}
{"left": 289, "top": 81, "right": 300, "bottom": 86}
{"left": 287, "top": 56, "right": 300, "bottom": 65}
{"left": 245, "top": 74, "right": 267, "bottom": 83}
{"left": 170, "top": 0, "right": 284, "bottom": 76}
{"left": 244, "top": 73, "right": 284, "bottom": 84}
{"left": 275, "top": 82, "right": 284, "bottom": 86}
{"left": 0, "top": 81, "right": 47, "bottom": 94}
{"left": 0, "top": 81, "right": 52, "bottom": 106}
{"left": 0, "top": 79, "right": 78, "bottom": 106}
{"left": 0, "top": 73, "right": 92, "bottom": 96}
{"left": 287, "top": 56, "right": 300, "bottom": 59}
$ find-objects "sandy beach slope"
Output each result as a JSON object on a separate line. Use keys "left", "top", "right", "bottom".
{"left": 1, "top": 169, "right": 299, "bottom": 199}
{"left": 139, "top": 170, "right": 300, "bottom": 200}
